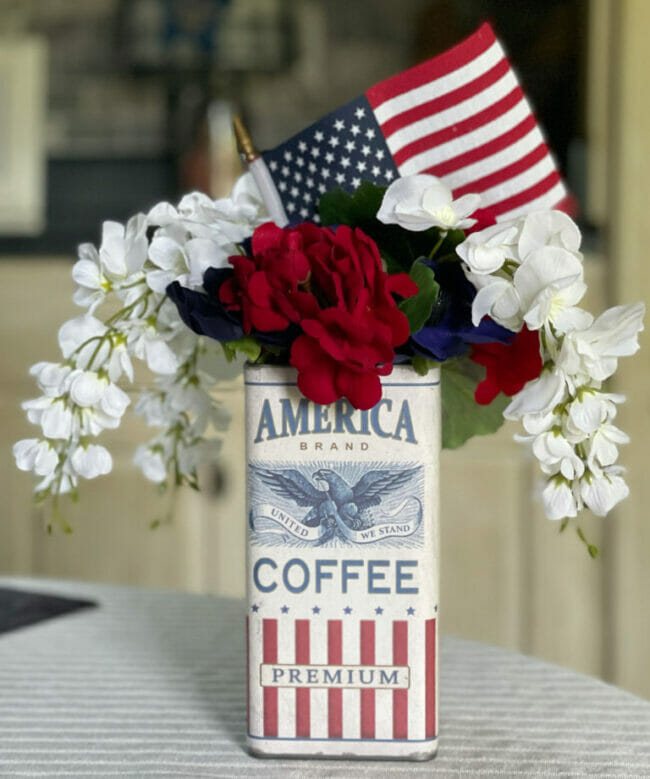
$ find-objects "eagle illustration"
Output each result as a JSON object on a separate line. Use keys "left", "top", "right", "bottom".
{"left": 253, "top": 466, "right": 417, "bottom": 542}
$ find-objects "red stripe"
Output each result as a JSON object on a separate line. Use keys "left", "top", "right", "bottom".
{"left": 263, "top": 619, "right": 278, "bottom": 738}
{"left": 452, "top": 142, "right": 550, "bottom": 197}
{"left": 380, "top": 57, "right": 510, "bottom": 139}
{"left": 392, "top": 621, "right": 408, "bottom": 739}
{"left": 327, "top": 620, "right": 343, "bottom": 738}
{"left": 295, "top": 620, "right": 310, "bottom": 738}
{"left": 392, "top": 86, "right": 525, "bottom": 168}
{"left": 425, "top": 619, "right": 436, "bottom": 739}
{"left": 483, "top": 169, "right": 562, "bottom": 218}
{"left": 366, "top": 22, "right": 496, "bottom": 108}
{"left": 425, "top": 114, "right": 537, "bottom": 178}
{"left": 246, "top": 617, "right": 250, "bottom": 735}
{"left": 360, "top": 621, "right": 375, "bottom": 739}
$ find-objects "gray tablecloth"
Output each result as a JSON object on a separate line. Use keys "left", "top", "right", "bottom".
{"left": 1, "top": 577, "right": 649, "bottom": 778}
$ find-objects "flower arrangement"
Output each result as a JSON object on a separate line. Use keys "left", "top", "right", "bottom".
{"left": 13, "top": 171, "right": 644, "bottom": 546}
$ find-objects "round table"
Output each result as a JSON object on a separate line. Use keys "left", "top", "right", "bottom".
{"left": 1, "top": 578, "right": 649, "bottom": 777}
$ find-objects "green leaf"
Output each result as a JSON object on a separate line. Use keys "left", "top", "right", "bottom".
{"left": 318, "top": 182, "right": 385, "bottom": 226}
{"left": 399, "top": 260, "right": 439, "bottom": 333}
{"left": 222, "top": 336, "right": 261, "bottom": 363}
{"left": 412, "top": 355, "right": 437, "bottom": 376}
{"left": 441, "top": 358, "right": 508, "bottom": 449}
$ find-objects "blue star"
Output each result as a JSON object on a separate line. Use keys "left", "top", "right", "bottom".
{"left": 281, "top": 605, "right": 289, "bottom": 614}
{"left": 407, "top": 606, "right": 415, "bottom": 616}
{"left": 251, "top": 604, "right": 259, "bottom": 613}
{"left": 312, "top": 605, "right": 321, "bottom": 614}
{"left": 375, "top": 606, "right": 384, "bottom": 615}
{"left": 343, "top": 606, "right": 353, "bottom": 615}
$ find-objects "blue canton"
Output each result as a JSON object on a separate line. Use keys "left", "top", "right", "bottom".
{"left": 262, "top": 95, "right": 398, "bottom": 225}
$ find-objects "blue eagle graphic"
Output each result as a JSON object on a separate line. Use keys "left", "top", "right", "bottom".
{"left": 253, "top": 466, "right": 417, "bottom": 543}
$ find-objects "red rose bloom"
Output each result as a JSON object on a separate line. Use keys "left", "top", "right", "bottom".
{"left": 218, "top": 222, "right": 319, "bottom": 333}
{"left": 289, "top": 225, "right": 417, "bottom": 410}
{"left": 470, "top": 325, "right": 543, "bottom": 405}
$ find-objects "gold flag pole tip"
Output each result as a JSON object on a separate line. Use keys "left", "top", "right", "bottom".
{"left": 233, "top": 116, "right": 259, "bottom": 163}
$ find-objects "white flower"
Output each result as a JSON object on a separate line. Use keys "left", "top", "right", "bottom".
{"left": 29, "top": 362, "right": 73, "bottom": 397}
{"left": 68, "top": 370, "right": 109, "bottom": 407}
{"left": 70, "top": 444, "right": 113, "bottom": 479}
{"left": 72, "top": 243, "right": 111, "bottom": 312}
{"left": 557, "top": 302, "right": 645, "bottom": 383}
{"left": 513, "top": 247, "right": 590, "bottom": 332}
{"left": 587, "top": 424, "right": 629, "bottom": 469}
{"left": 24, "top": 398, "right": 74, "bottom": 439}
{"left": 58, "top": 315, "right": 109, "bottom": 368}
{"left": 377, "top": 174, "right": 480, "bottom": 232}
{"left": 470, "top": 275, "right": 523, "bottom": 330}
{"left": 177, "top": 437, "right": 222, "bottom": 476}
{"left": 518, "top": 210, "right": 582, "bottom": 261}
{"left": 530, "top": 430, "right": 585, "bottom": 480}
{"left": 134, "top": 445, "right": 167, "bottom": 483}
{"left": 542, "top": 476, "right": 578, "bottom": 520}
{"left": 456, "top": 221, "right": 521, "bottom": 274}
{"left": 147, "top": 235, "right": 228, "bottom": 293}
{"left": 99, "top": 214, "right": 148, "bottom": 281}
{"left": 580, "top": 467, "right": 629, "bottom": 516}
{"left": 566, "top": 391, "right": 624, "bottom": 436}
{"left": 504, "top": 370, "right": 568, "bottom": 420}
{"left": 127, "top": 324, "right": 179, "bottom": 375}
{"left": 13, "top": 439, "right": 59, "bottom": 476}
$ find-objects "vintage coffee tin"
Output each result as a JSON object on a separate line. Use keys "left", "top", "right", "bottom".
{"left": 245, "top": 364, "right": 440, "bottom": 760}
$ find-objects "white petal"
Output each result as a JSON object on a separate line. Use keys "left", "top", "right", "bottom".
{"left": 504, "top": 371, "right": 566, "bottom": 420}
{"left": 40, "top": 403, "right": 74, "bottom": 439}
{"left": 100, "top": 383, "right": 131, "bottom": 418}
{"left": 185, "top": 238, "right": 229, "bottom": 287}
{"left": 518, "top": 210, "right": 582, "bottom": 259}
{"left": 149, "top": 236, "right": 185, "bottom": 271}
{"left": 580, "top": 472, "right": 629, "bottom": 516}
{"left": 134, "top": 446, "right": 167, "bottom": 483}
{"left": 68, "top": 371, "right": 108, "bottom": 406}
{"left": 71, "top": 444, "right": 113, "bottom": 479}
{"left": 542, "top": 479, "right": 577, "bottom": 520}
{"left": 143, "top": 338, "right": 179, "bottom": 374}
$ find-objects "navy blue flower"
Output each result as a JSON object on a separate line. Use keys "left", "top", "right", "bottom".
{"left": 166, "top": 267, "right": 296, "bottom": 350}
{"left": 409, "top": 260, "right": 513, "bottom": 362}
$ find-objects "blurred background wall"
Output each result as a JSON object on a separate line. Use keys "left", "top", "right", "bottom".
{"left": 1, "top": 0, "right": 648, "bottom": 698}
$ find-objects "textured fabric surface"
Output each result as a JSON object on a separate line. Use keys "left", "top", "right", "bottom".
{"left": 0, "top": 577, "right": 649, "bottom": 778}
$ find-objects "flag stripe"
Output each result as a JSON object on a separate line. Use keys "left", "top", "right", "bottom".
{"left": 263, "top": 619, "right": 278, "bottom": 738}
{"left": 393, "top": 621, "right": 409, "bottom": 740}
{"left": 453, "top": 142, "right": 551, "bottom": 199}
{"left": 483, "top": 169, "right": 562, "bottom": 219}
{"left": 295, "top": 620, "right": 310, "bottom": 738}
{"left": 379, "top": 56, "right": 511, "bottom": 140}
{"left": 425, "top": 619, "right": 436, "bottom": 739}
{"left": 432, "top": 119, "right": 541, "bottom": 185}
{"left": 384, "top": 69, "right": 519, "bottom": 156}
{"left": 391, "top": 86, "right": 524, "bottom": 167}
{"left": 367, "top": 23, "right": 497, "bottom": 112}
{"left": 327, "top": 620, "right": 343, "bottom": 739}
{"left": 498, "top": 177, "right": 567, "bottom": 220}
{"left": 360, "top": 621, "right": 376, "bottom": 739}
{"left": 397, "top": 97, "right": 531, "bottom": 177}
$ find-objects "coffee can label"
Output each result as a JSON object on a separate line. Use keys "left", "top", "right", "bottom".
{"left": 245, "top": 364, "right": 440, "bottom": 759}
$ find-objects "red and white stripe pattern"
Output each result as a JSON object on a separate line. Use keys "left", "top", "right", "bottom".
{"left": 365, "top": 22, "right": 570, "bottom": 221}
{"left": 247, "top": 616, "right": 437, "bottom": 743}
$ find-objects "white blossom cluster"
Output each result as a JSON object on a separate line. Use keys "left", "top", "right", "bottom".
{"left": 378, "top": 173, "right": 645, "bottom": 525}
{"left": 14, "top": 174, "right": 267, "bottom": 514}
{"left": 456, "top": 209, "right": 645, "bottom": 522}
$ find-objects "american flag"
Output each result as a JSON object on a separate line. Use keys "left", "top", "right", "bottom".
{"left": 247, "top": 613, "right": 436, "bottom": 743}
{"left": 262, "top": 22, "right": 569, "bottom": 225}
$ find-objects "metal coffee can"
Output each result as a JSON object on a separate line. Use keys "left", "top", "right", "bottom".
{"left": 245, "top": 363, "right": 440, "bottom": 760}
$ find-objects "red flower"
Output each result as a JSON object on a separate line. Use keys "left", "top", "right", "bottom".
{"left": 289, "top": 225, "right": 417, "bottom": 410}
{"left": 218, "top": 222, "right": 319, "bottom": 333}
{"left": 470, "top": 325, "right": 543, "bottom": 405}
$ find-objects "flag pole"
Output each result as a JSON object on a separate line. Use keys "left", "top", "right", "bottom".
{"left": 233, "top": 116, "right": 289, "bottom": 227}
